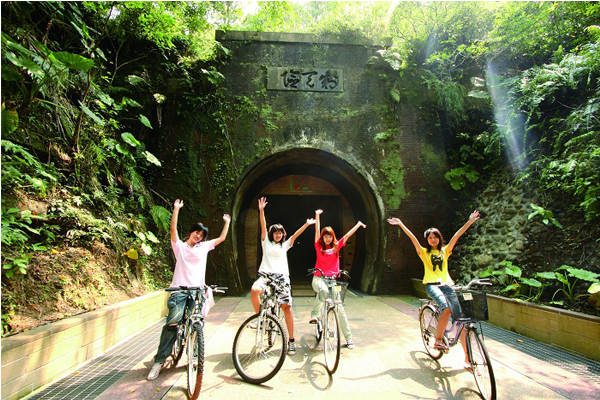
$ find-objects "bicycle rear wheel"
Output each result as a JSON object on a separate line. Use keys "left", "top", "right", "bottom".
{"left": 419, "top": 305, "right": 444, "bottom": 360}
{"left": 232, "top": 313, "right": 288, "bottom": 384}
{"left": 170, "top": 324, "right": 185, "bottom": 368}
{"left": 467, "top": 328, "right": 496, "bottom": 400}
{"left": 324, "top": 308, "right": 341, "bottom": 374}
{"left": 187, "top": 324, "right": 204, "bottom": 400}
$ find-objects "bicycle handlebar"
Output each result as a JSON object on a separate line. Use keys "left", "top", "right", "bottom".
{"left": 307, "top": 267, "right": 351, "bottom": 279}
{"left": 453, "top": 278, "right": 492, "bottom": 291}
{"left": 166, "top": 285, "right": 228, "bottom": 294}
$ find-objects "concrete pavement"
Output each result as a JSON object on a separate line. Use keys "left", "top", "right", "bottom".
{"left": 27, "top": 293, "right": 600, "bottom": 400}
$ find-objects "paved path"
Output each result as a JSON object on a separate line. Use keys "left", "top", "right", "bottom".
{"left": 26, "top": 293, "right": 600, "bottom": 400}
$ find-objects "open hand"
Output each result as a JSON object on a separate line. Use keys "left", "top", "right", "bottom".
{"left": 315, "top": 209, "right": 323, "bottom": 215}
{"left": 387, "top": 217, "right": 401, "bottom": 225}
{"left": 306, "top": 218, "right": 316, "bottom": 225}
{"left": 174, "top": 199, "right": 184, "bottom": 209}
{"left": 469, "top": 210, "right": 480, "bottom": 223}
{"left": 258, "top": 197, "right": 267, "bottom": 210}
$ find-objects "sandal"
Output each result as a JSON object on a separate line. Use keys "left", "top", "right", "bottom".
{"left": 434, "top": 341, "right": 448, "bottom": 350}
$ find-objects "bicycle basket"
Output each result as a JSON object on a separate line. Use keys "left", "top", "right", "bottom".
{"left": 456, "top": 290, "right": 488, "bottom": 321}
{"left": 335, "top": 281, "right": 350, "bottom": 303}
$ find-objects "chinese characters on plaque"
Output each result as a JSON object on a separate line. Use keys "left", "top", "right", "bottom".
{"left": 267, "top": 67, "right": 343, "bottom": 92}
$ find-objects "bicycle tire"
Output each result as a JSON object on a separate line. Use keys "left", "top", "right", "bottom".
{"left": 419, "top": 305, "right": 444, "bottom": 360}
{"left": 187, "top": 324, "right": 204, "bottom": 400}
{"left": 324, "top": 308, "right": 341, "bottom": 374}
{"left": 170, "top": 324, "right": 185, "bottom": 368}
{"left": 232, "top": 313, "right": 288, "bottom": 384}
{"left": 467, "top": 328, "right": 496, "bottom": 400}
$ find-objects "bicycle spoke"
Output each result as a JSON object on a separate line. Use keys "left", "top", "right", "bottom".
{"left": 324, "top": 308, "right": 341, "bottom": 374}
{"left": 232, "top": 314, "right": 288, "bottom": 384}
{"left": 187, "top": 325, "right": 204, "bottom": 400}
{"left": 467, "top": 328, "right": 496, "bottom": 400}
{"left": 419, "top": 305, "right": 444, "bottom": 360}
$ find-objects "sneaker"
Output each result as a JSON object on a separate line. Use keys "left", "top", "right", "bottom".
{"left": 346, "top": 339, "right": 355, "bottom": 349}
{"left": 248, "top": 320, "right": 259, "bottom": 329}
{"left": 147, "top": 362, "right": 163, "bottom": 380}
{"left": 288, "top": 340, "right": 296, "bottom": 355}
{"left": 309, "top": 317, "right": 318, "bottom": 324}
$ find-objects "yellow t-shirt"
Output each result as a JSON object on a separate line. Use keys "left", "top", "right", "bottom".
{"left": 419, "top": 246, "right": 453, "bottom": 285}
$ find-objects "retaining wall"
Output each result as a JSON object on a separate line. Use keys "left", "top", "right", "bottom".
{"left": 0, "top": 291, "right": 168, "bottom": 400}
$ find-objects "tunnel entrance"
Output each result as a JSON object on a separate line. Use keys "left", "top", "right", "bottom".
{"left": 232, "top": 148, "right": 383, "bottom": 294}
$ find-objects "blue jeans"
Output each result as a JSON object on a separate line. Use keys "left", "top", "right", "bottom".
{"left": 425, "top": 284, "right": 461, "bottom": 319}
{"left": 153, "top": 292, "right": 191, "bottom": 364}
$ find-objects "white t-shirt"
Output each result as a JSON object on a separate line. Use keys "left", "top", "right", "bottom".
{"left": 170, "top": 239, "right": 216, "bottom": 287}
{"left": 258, "top": 238, "right": 292, "bottom": 276}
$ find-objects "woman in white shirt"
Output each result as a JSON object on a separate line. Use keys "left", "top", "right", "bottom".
{"left": 250, "top": 197, "right": 315, "bottom": 356}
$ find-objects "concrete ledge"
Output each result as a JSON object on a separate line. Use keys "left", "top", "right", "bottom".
{"left": 215, "top": 29, "right": 392, "bottom": 47}
{"left": 411, "top": 279, "right": 600, "bottom": 361}
{"left": 487, "top": 294, "right": 600, "bottom": 362}
{"left": 1, "top": 291, "right": 169, "bottom": 400}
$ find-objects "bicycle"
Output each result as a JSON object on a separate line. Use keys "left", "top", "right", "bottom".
{"left": 167, "top": 285, "right": 226, "bottom": 400}
{"left": 419, "top": 278, "right": 496, "bottom": 400}
{"left": 232, "top": 272, "right": 289, "bottom": 384}
{"left": 308, "top": 267, "right": 350, "bottom": 374}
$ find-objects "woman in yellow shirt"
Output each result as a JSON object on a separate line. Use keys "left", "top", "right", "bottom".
{"left": 388, "top": 211, "right": 480, "bottom": 370}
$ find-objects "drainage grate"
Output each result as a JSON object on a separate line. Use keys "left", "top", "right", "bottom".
{"left": 480, "top": 322, "right": 600, "bottom": 386}
{"left": 27, "top": 320, "right": 163, "bottom": 399}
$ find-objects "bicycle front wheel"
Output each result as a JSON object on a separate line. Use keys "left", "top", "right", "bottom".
{"left": 419, "top": 305, "right": 444, "bottom": 360}
{"left": 187, "top": 324, "right": 204, "bottom": 400}
{"left": 324, "top": 308, "right": 341, "bottom": 374}
{"left": 232, "top": 313, "right": 288, "bottom": 384}
{"left": 170, "top": 324, "right": 185, "bottom": 368}
{"left": 467, "top": 328, "right": 496, "bottom": 400}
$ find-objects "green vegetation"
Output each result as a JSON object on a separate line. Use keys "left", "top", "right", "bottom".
{"left": 481, "top": 261, "right": 600, "bottom": 306}
{"left": 2, "top": 1, "right": 600, "bottom": 334}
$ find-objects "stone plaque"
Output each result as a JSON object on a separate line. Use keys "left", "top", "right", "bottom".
{"left": 267, "top": 67, "right": 343, "bottom": 92}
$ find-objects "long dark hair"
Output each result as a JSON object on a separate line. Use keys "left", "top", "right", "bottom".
{"left": 318, "top": 226, "right": 339, "bottom": 254}
{"left": 423, "top": 228, "right": 444, "bottom": 253}
{"left": 188, "top": 223, "right": 209, "bottom": 241}
{"left": 268, "top": 224, "right": 286, "bottom": 245}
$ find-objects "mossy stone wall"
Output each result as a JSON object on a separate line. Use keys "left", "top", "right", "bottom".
{"left": 212, "top": 31, "right": 453, "bottom": 294}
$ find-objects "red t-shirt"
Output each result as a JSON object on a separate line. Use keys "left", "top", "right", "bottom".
{"left": 314, "top": 237, "right": 346, "bottom": 277}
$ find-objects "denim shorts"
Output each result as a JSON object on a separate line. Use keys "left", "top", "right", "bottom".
{"left": 425, "top": 284, "right": 461, "bottom": 318}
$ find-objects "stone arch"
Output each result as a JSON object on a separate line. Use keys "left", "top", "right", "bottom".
{"left": 231, "top": 147, "right": 385, "bottom": 294}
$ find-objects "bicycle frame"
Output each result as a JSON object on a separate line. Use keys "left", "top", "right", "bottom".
{"left": 167, "top": 285, "right": 225, "bottom": 400}
{"left": 418, "top": 278, "right": 496, "bottom": 400}
{"left": 232, "top": 274, "right": 288, "bottom": 384}
{"left": 420, "top": 298, "right": 472, "bottom": 348}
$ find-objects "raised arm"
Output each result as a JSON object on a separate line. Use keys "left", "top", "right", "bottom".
{"left": 258, "top": 197, "right": 267, "bottom": 241}
{"left": 289, "top": 217, "right": 317, "bottom": 246}
{"left": 213, "top": 214, "right": 231, "bottom": 247}
{"left": 446, "top": 210, "right": 480, "bottom": 253}
{"left": 314, "top": 209, "right": 323, "bottom": 242}
{"left": 170, "top": 199, "right": 184, "bottom": 243}
{"left": 341, "top": 221, "right": 366, "bottom": 243}
{"left": 387, "top": 217, "right": 422, "bottom": 254}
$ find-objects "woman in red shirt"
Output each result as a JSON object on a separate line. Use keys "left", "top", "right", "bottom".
{"left": 309, "top": 209, "right": 366, "bottom": 349}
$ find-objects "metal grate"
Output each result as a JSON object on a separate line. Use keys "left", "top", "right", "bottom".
{"left": 27, "top": 320, "right": 163, "bottom": 399}
{"left": 480, "top": 321, "right": 600, "bottom": 386}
